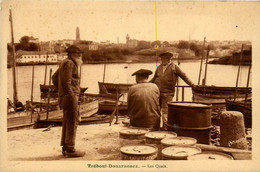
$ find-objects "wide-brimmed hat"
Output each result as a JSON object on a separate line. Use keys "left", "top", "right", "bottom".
{"left": 159, "top": 52, "right": 173, "bottom": 59}
{"left": 131, "top": 69, "right": 153, "bottom": 76}
{"left": 66, "top": 45, "right": 84, "bottom": 54}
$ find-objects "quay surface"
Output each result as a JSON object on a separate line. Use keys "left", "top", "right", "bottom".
{"left": 6, "top": 119, "right": 251, "bottom": 161}
{"left": 7, "top": 122, "right": 125, "bottom": 161}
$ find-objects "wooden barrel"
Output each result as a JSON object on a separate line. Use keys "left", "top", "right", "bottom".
{"left": 119, "top": 128, "right": 150, "bottom": 147}
{"left": 161, "top": 146, "right": 201, "bottom": 160}
{"left": 165, "top": 123, "right": 212, "bottom": 145}
{"left": 167, "top": 102, "right": 212, "bottom": 144}
{"left": 161, "top": 137, "right": 197, "bottom": 150}
{"left": 120, "top": 145, "right": 158, "bottom": 160}
{"left": 187, "top": 151, "right": 234, "bottom": 160}
{"left": 145, "top": 131, "right": 177, "bottom": 160}
{"left": 167, "top": 102, "right": 212, "bottom": 128}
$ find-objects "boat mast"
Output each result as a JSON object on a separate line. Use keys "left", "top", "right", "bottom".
{"left": 234, "top": 44, "right": 243, "bottom": 101}
{"left": 235, "top": 44, "right": 243, "bottom": 87}
{"left": 198, "top": 37, "right": 206, "bottom": 85}
{"left": 155, "top": 1, "right": 159, "bottom": 67}
{"left": 102, "top": 60, "right": 106, "bottom": 83}
{"left": 9, "top": 9, "right": 18, "bottom": 110}
{"left": 202, "top": 45, "right": 210, "bottom": 86}
{"left": 31, "top": 65, "right": 35, "bottom": 103}
{"left": 44, "top": 51, "right": 48, "bottom": 85}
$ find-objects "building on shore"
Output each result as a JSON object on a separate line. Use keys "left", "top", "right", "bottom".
{"left": 126, "top": 34, "right": 138, "bottom": 48}
{"left": 15, "top": 50, "right": 67, "bottom": 64}
{"left": 89, "top": 43, "right": 99, "bottom": 51}
{"left": 39, "top": 41, "right": 55, "bottom": 52}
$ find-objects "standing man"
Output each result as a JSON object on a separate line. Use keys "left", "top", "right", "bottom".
{"left": 150, "top": 52, "right": 196, "bottom": 127}
{"left": 127, "top": 69, "right": 161, "bottom": 131}
{"left": 53, "top": 45, "right": 85, "bottom": 157}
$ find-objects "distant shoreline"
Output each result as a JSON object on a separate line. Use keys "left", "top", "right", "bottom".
{"left": 7, "top": 57, "right": 211, "bottom": 68}
{"left": 8, "top": 56, "right": 251, "bottom": 68}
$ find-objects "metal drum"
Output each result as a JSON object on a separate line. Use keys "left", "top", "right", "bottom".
{"left": 161, "top": 137, "right": 197, "bottom": 150}
{"left": 187, "top": 151, "right": 234, "bottom": 160}
{"left": 145, "top": 131, "right": 177, "bottom": 160}
{"left": 119, "top": 128, "right": 150, "bottom": 147}
{"left": 167, "top": 102, "right": 212, "bottom": 144}
{"left": 120, "top": 145, "right": 158, "bottom": 160}
{"left": 161, "top": 146, "right": 201, "bottom": 160}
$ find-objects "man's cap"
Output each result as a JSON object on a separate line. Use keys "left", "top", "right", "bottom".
{"left": 66, "top": 45, "right": 84, "bottom": 54}
{"left": 159, "top": 52, "right": 173, "bottom": 59}
{"left": 131, "top": 69, "right": 153, "bottom": 76}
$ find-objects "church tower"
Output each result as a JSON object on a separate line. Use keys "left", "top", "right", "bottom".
{"left": 76, "top": 27, "right": 80, "bottom": 42}
{"left": 126, "top": 34, "right": 130, "bottom": 46}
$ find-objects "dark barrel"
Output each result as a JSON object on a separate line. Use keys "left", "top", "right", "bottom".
{"left": 166, "top": 102, "right": 213, "bottom": 145}
{"left": 168, "top": 102, "right": 212, "bottom": 128}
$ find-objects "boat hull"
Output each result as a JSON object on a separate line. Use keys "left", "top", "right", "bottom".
{"left": 7, "top": 100, "right": 98, "bottom": 131}
{"left": 193, "top": 86, "right": 251, "bottom": 104}
{"left": 226, "top": 100, "right": 252, "bottom": 128}
{"left": 98, "top": 101, "right": 128, "bottom": 114}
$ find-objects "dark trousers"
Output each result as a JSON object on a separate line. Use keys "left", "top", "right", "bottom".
{"left": 160, "top": 93, "right": 174, "bottom": 128}
{"left": 60, "top": 97, "right": 79, "bottom": 150}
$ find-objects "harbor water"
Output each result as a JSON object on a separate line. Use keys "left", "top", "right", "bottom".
{"left": 7, "top": 60, "right": 252, "bottom": 103}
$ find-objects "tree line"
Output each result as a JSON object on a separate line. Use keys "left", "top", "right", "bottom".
{"left": 7, "top": 36, "right": 39, "bottom": 52}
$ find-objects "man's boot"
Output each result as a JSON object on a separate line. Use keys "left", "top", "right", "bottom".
{"left": 65, "top": 148, "right": 85, "bottom": 158}
{"left": 62, "top": 147, "right": 67, "bottom": 156}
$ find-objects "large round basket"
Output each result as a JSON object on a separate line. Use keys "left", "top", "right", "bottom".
{"left": 120, "top": 145, "right": 158, "bottom": 160}
{"left": 119, "top": 128, "right": 150, "bottom": 147}
{"left": 161, "top": 146, "right": 201, "bottom": 160}
{"left": 187, "top": 151, "right": 234, "bottom": 160}
{"left": 145, "top": 131, "right": 177, "bottom": 160}
{"left": 161, "top": 136, "right": 197, "bottom": 149}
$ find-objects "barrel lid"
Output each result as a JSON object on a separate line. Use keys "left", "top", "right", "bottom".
{"left": 120, "top": 145, "right": 158, "bottom": 156}
{"left": 168, "top": 102, "right": 211, "bottom": 108}
{"left": 187, "top": 151, "right": 234, "bottom": 160}
{"left": 120, "top": 128, "right": 149, "bottom": 136}
{"left": 162, "top": 146, "right": 201, "bottom": 158}
{"left": 161, "top": 137, "right": 197, "bottom": 146}
{"left": 145, "top": 131, "right": 177, "bottom": 140}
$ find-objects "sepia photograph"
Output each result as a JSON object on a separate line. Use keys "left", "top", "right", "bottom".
{"left": 1, "top": 0, "right": 260, "bottom": 171}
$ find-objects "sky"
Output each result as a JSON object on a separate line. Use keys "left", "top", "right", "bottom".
{"left": 1, "top": 0, "right": 260, "bottom": 43}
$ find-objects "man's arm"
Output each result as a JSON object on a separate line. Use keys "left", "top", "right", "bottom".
{"left": 174, "top": 64, "right": 195, "bottom": 88}
{"left": 61, "top": 60, "right": 75, "bottom": 96}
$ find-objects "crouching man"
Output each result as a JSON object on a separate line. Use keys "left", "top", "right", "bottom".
{"left": 127, "top": 69, "right": 161, "bottom": 131}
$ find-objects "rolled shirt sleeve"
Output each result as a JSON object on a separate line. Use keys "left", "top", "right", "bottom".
{"left": 174, "top": 65, "right": 194, "bottom": 87}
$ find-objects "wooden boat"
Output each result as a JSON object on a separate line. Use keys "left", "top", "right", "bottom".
{"left": 192, "top": 85, "right": 251, "bottom": 104}
{"left": 40, "top": 84, "right": 88, "bottom": 99}
{"left": 7, "top": 95, "right": 99, "bottom": 131}
{"left": 98, "top": 100, "right": 128, "bottom": 114}
{"left": 98, "top": 81, "right": 133, "bottom": 94}
{"left": 226, "top": 99, "right": 252, "bottom": 128}
{"left": 97, "top": 82, "right": 133, "bottom": 113}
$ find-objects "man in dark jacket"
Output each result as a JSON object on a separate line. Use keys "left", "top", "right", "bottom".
{"left": 53, "top": 45, "right": 85, "bottom": 157}
{"left": 127, "top": 69, "right": 161, "bottom": 131}
{"left": 150, "top": 52, "right": 196, "bottom": 127}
